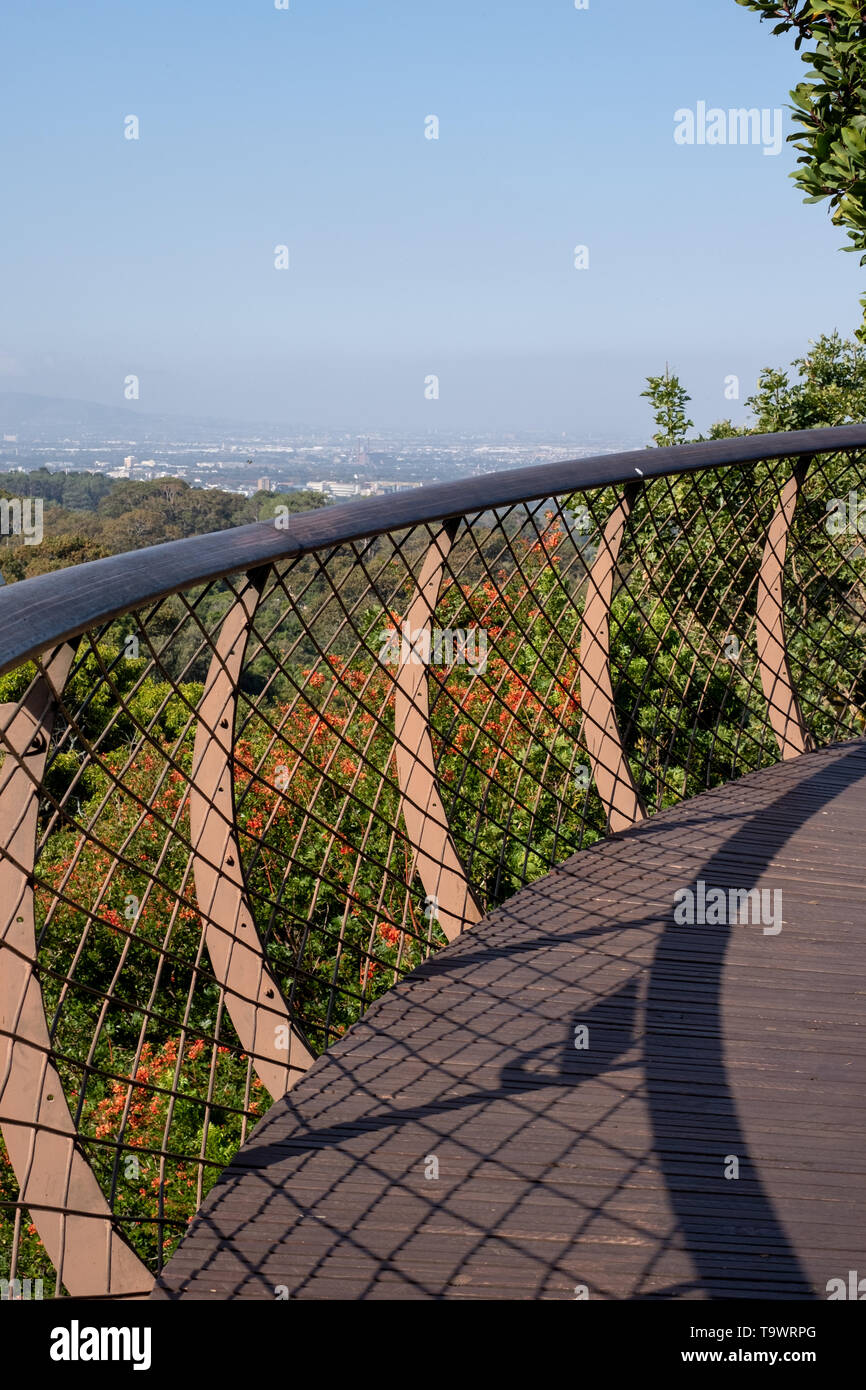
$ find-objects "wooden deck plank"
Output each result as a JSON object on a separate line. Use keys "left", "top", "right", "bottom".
{"left": 152, "top": 738, "right": 866, "bottom": 1300}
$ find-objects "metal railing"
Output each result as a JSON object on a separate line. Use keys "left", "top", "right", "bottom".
{"left": 1, "top": 424, "right": 866, "bottom": 1297}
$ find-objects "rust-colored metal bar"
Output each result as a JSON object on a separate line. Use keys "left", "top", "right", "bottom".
{"left": 190, "top": 575, "right": 315, "bottom": 1099}
{"left": 393, "top": 524, "right": 484, "bottom": 941}
{"left": 757, "top": 463, "right": 814, "bottom": 760}
{"left": 579, "top": 486, "right": 647, "bottom": 831}
{"left": 0, "top": 645, "right": 152, "bottom": 1297}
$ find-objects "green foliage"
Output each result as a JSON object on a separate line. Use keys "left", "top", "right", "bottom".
{"left": 645, "top": 331, "right": 866, "bottom": 441}
{"left": 0, "top": 472, "right": 327, "bottom": 582}
{"left": 736, "top": 0, "right": 866, "bottom": 339}
{"left": 746, "top": 329, "right": 866, "bottom": 428}
{"left": 4, "top": 338, "right": 866, "bottom": 1284}
{"left": 637, "top": 332, "right": 866, "bottom": 778}
{"left": 641, "top": 367, "right": 695, "bottom": 446}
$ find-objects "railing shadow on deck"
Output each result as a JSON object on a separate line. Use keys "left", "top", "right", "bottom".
{"left": 153, "top": 740, "right": 866, "bottom": 1300}
{"left": 1, "top": 425, "right": 866, "bottom": 1297}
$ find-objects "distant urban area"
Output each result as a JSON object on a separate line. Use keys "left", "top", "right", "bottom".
{"left": 0, "top": 394, "right": 645, "bottom": 582}
{"left": 0, "top": 393, "right": 641, "bottom": 500}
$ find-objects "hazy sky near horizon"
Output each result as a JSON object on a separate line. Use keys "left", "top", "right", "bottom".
{"left": 1, "top": 0, "right": 862, "bottom": 438}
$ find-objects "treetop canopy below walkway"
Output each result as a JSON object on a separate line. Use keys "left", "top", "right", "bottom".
{"left": 1, "top": 424, "right": 865, "bottom": 1298}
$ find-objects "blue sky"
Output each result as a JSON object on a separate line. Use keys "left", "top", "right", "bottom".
{"left": 0, "top": 0, "right": 862, "bottom": 437}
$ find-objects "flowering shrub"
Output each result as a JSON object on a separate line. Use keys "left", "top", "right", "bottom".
{"left": 3, "top": 464, "right": 864, "bottom": 1283}
{"left": 81, "top": 1035, "right": 263, "bottom": 1266}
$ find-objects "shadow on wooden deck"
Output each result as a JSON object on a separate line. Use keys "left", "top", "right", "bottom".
{"left": 153, "top": 740, "right": 866, "bottom": 1300}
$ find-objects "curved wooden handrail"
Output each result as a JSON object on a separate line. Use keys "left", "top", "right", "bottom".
{"left": 2, "top": 425, "right": 865, "bottom": 1301}
{"left": 2, "top": 426, "right": 866, "bottom": 679}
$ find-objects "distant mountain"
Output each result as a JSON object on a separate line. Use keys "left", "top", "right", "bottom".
{"left": 0, "top": 392, "right": 296, "bottom": 443}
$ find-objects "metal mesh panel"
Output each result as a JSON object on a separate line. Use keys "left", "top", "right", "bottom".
{"left": 1, "top": 441, "right": 865, "bottom": 1295}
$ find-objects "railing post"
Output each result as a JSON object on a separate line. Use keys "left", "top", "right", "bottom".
{"left": 190, "top": 570, "right": 315, "bottom": 1100}
{"left": 579, "top": 485, "right": 647, "bottom": 831}
{"left": 0, "top": 644, "right": 151, "bottom": 1297}
{"left": 392, "top": 522, "right": 484, "bottom": 940}
{"left": 757, "top": 460, "right": 814, "bottom": 760}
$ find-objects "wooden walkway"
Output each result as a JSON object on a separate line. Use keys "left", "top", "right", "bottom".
{"left": 153, "top": 740, "right": 866, "bottom": 1300}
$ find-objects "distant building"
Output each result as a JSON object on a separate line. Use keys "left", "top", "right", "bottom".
{"left": 123, "top": 455, "right": 137, "bottom": 470}
{"left": 371, "top": 480, "right": 422, "bottom": 495}
{"left": 306, "top": 480, "right": 360, "bottom": 499}
{"left": 256, "top": 477, "right": 272, "bottom": 492}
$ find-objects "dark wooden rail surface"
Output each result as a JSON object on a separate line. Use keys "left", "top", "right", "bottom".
{"left": 153, "top": 738, "right": 866, "bottom": 1301}
{"left": 4, "top": 423, "right": 866, "bottom": 678}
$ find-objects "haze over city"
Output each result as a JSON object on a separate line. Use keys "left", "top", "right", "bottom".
{"left": 2, "top": 0, "right": 863, "bottom": 447}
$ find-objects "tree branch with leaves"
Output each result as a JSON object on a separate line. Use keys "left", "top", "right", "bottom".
{"left": 736, "top": 0, "right": 866, "bottom": 339}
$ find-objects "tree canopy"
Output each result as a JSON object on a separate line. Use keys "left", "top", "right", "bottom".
{"left": 0, "top": 473, "right": 326, "bottom": 583}
{"left": 736, "top": 0, "right": 866, "bottom": 340}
